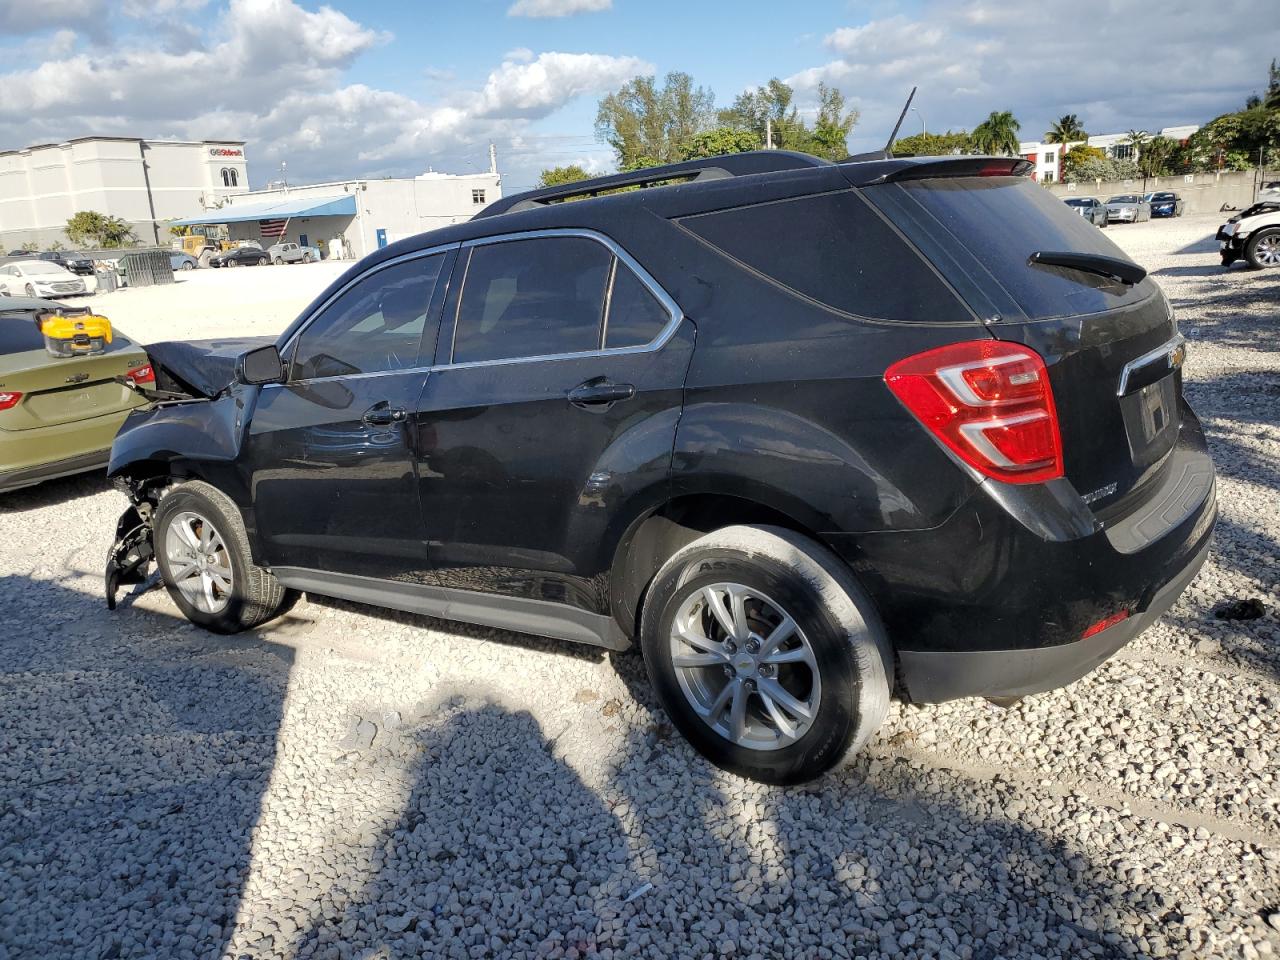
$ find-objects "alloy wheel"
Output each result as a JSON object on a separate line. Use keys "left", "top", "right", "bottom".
{"left": 669, "top": 582, "right": 821, "bottom": 750}
{"left": 1255, "top": 234, "right": 1280, "bottom": 266}
{"left": 164, "top": 510, "right": 233, "bottom": 614}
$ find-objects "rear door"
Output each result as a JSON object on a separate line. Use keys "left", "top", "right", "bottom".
{"left": 864, "top": 175, "right": 1181, "bottom": 510}
{"left": 413, "top": 230, "right": 693, "bottom": 612}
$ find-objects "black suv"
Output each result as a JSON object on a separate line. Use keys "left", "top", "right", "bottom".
{"left": 106, "top": 151, "right": 1215, "bottom": 783}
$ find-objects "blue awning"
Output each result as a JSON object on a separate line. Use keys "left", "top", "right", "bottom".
{"left": 170, "top": 194, "right": 356, "bottom": 225}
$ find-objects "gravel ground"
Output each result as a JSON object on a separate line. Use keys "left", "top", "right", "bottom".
{"left": 2, "top": 215, "right": 1277, "bottom": 960}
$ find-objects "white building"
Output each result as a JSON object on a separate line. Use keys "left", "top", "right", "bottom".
{"left": 1018, "top": 124, "right": 1202, "bottom": 181}
{"left": 173, "top": 169, "right": 502, "bottom": 261}
{"left": 0, "top": 137, "right": 249, "bottom": 249}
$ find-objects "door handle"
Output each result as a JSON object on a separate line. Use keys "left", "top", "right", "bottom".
{"left": 567, "top": 378, "right": 635, "bottom": 409}
{"left": 362, "top": 402, "right": 407, "bottom": 426}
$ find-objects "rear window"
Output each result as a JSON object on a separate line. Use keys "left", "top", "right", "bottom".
{"left": 0, "top": 316, "right": 46, "bottom": 355}
{"left": 868, "top": 177, "right": 1154, "bottom": 320}
{"left": 677, "top": 191, "right": 970, "bottom": 323}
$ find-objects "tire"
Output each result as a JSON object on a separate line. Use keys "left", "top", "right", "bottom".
{"left": 639, "top": 524, "right": 892, "bottom": 784}
{"left": 153, "top": 480, "right": 297, "bottom": 634}
{"left": 303, "top": 253, "right": 312, "bottom": 263}
{"left": 257, "top": 257, "right": 267, "bottom": 266}
{"left": 180, "top": 260, "right": 194, "bottom": 270}
{"left": 25, "top": 284, "right": 35, "bottom": 296}
{"left": 1244, "top": 228, "right": 1280, "bottom": 269}
{"left": 273, "top": 257, "right": 283, "bottom": 265}
{"left": 227, "top": 259, "right": 237, "bottom": 268}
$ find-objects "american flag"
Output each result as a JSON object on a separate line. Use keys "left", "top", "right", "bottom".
{"left": 259, "top": 219, "right": 287, "bottom": 239}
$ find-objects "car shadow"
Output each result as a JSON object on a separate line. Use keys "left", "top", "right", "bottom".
{"left": 0, "top": 573, "right": 292, "bottom": 960}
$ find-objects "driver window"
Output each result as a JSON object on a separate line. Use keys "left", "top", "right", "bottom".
{"left": 291, "top": 254, "right": 444, "bottom": 380}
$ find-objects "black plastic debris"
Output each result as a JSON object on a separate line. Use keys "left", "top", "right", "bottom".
{"left": 1213, "top": 597, "right": 1267, "bottom": 621}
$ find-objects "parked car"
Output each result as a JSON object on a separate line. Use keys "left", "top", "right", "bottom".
{"left": 0, "top": 261, "right": 88, "bottom": 298}
{"left": 1105, "top": 194, "right": 1152, "bottom": 223}
{"left": 1258, "top": 181, "right": 1280, "bottom": 202}
{"left": 22, "top": 250, "right": 97, "bottom": 276}
{"left": 105, "top": 151, "right": 1215, "bottom": 784}
{"left": 1144, "top": 192, "right": 1184, "bottom": 218}
{"left": 1063, "top": 196, "right": 1109, "bottom": 227}
{"left": 267, "top": 242, "right": 320, "bottom": 265}
{"left": 1217, "top": 200, "right": 1280, "bottom": 268}
{"left": 170, "top": 252, "right": 200, "bottom": 271}
{"left": 1, "top": 297, "right": 152, "bottom": 493}
{"left": 209, "top": 246, "right": 270, "bottom": 268}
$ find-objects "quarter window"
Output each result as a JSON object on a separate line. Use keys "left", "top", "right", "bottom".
{"left": 452, "top": 237, "right": 611, "bottom": 363}
{"left": 292, "top": 254, "right": 444, "bottom": 379}
{"left": 605, "top": 262, "right": 669, "bottom": 348}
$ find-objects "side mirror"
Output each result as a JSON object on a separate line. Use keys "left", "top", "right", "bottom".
{"left": 237, "top": 344, "right": 284, "bottom": 385}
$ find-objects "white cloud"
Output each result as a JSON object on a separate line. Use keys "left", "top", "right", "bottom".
{"left": 507, "top": 0, "right": 611, "bottom": 18}
{"left": 0, "top": 0, "right": 103, "bottom": 35}
{"left": 0, "top": 0, "right": 647, "bottom": 191}
{"left": 787, "top": 0, "right": 1280, "bottom": 151}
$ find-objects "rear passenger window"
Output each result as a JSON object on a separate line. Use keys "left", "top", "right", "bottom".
{"left": 453, "top": 237, "right": 611, "bottom": 363}
{"left": 678, "top": 191, "right": 967, "bottom": 322}
{"left": 605, "top": 264, "right": 669, "bottom": 348}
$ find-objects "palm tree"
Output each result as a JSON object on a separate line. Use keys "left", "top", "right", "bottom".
{"left": 1045, "top": 113, "right": 1088, "bottom": 144}
{"left": 1123, "top": 129, "right": 1152, "bottom": 162}
{"left": 971, "top": 110, "right": 1022, "bottom": 156}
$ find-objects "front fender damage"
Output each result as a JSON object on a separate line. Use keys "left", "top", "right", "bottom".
{"left": 105, "top": 480, "right": 160, "bottom": 609}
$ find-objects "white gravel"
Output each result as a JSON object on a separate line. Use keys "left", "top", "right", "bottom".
{"left": 2, "top": 215, "right": 1277, "bottom": 960}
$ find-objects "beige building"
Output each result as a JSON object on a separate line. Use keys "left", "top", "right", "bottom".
{"left": 0, "top": 137, "right": 249, "bottom": 249}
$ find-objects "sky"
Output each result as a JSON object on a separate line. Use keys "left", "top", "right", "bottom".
{"left": 0, "top": 0, "right": 1276, "bottom": 195}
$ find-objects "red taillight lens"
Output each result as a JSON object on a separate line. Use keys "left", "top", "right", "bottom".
{"left": 884, "top": 340, "right": 1064, "bottom": 484}
{"left": 126, "top": 365, "right": 155, "bottom": 386}
{"left": 0, "top": 391, "right": 22, "bottom": 410}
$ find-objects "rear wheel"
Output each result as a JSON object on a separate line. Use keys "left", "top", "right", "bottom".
{"left": 303, "top": 252, "right": 313, "bottom": 263}
{"left": 273, "top": 257, "right": 283, "bottom": 265}
{"left": 258, "top": 256, "right": 268, "bottom": 266}
{"left": 227, "top": 259, "right": 238, "bottom": 268}
{"left": 181, "top": 260, "right": 194, "bottom": 270}
{"left": 1244, "top": 228, "right": 1280, "bottom": 268}
{"left": 154, "top": 481, "right": 296, "bottom": 633}
{"left": 640, "top": 525, "right": 892, "bottom": 784}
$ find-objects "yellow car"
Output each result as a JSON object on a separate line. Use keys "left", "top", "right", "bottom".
{"left": 0, "top": 296, "right": 152, "bottom": 493}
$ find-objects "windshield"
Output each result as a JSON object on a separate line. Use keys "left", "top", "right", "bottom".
{"left": 1109, "top": 195, "right": 1138, "bottom": 203}
{"left": 1064, "top": 198, "right": 1088, "bottom": 206}
{"left": 868, "top": 176, "right": 1154, "bottom": 320}
{"left": 21, "top": 262, "right": 65, "bottom": 276}
{"left": 1151, "top": 193, "right": 1175, "bottom": 201}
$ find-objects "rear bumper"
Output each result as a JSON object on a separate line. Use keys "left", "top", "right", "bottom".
{"left": 897, "top": 536, "right": 1210, "bottom": 702}
{"left": 0, "top": 448, "right": 109, "bottom": 493}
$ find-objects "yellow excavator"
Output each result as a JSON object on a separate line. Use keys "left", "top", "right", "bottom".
{"left": 172, "top": 226, "right": 236, "bottom": 267}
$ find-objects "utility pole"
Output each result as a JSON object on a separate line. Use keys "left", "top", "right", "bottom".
{"left": 766, "top": 118, "right": 773, "bottom": 150}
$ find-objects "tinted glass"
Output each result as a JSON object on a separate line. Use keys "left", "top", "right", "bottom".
{"left": 679, "top": 191, "right": 968, "bottom": 322}
{"left": 292, "top": 254, "right": 443, "bottom": 379}
{"left": 605, "top": 263, "right": 669, "bottom": 348}
{"left": 878, "top": 177, "right": 1154, "bottom": 320}
{"left": 0, "top": 316, "right": 47, "bottom": 355}
{"left": 1152, "top": 193, "right": 1175, "bottom": 201}
{"left": 452, "top": 237, "right": 611, "bottom": 363}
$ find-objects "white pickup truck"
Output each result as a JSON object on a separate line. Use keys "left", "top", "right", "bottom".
{"left": 266, "top": 242, "right": 320, "bottom": 265}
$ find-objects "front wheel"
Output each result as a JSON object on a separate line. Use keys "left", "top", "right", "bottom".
{"left": 25, "top": 284, "right": 36, "bottom": 296}
{"left": 1244, "top": 228, "right": 1280, "bottom": 268}
{"left": 257, "top": 257, "right": 268, "bottom": 266}
{"left": 303, "top": 252, "right": 312, "bottom": 263}
{"left": 640, "top": 525, "right": 892, "bottom": 784}
{"left": 273, "top": 257, "right": 283, "bottom": 265}
{"left": 154, "top": 481, "right": 296, "bottom": 633}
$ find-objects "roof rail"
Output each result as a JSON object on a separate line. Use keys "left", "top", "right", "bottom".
{"left": 474, "top": 150, "right": 831, "bottom": 219}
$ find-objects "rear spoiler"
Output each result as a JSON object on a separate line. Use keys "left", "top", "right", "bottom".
{"left": 839, "top": 155, "right": 1034, "bottom": 187}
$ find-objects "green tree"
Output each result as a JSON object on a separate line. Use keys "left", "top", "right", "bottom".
{"left": 595, "top": 72, "right": 716, "bottom": 169}
{"left": 970, "top": 110, "right": 1022, "bottom": 156}
{"left": 1267, "top": 57, "right": 1280, "bottom": 110}
{"left": 65, "top": 211, "right": 137, "bottom": 248}
{"left": 1061, "top": 145, "right": 1140, "bottom": 183}
{"left": 19, "top": 241, "right": 38, "bottom": 252}
{"left": 892, "top": 130, "right": 973, "bottom": 156}
{"left": 1045, "top": 114, "right": 1088, "bottom": 144}
{"left": 537, "top": 164, "right": 591, "bottom": 188}
{"left": 678, "top": 127, "right": 762, "bottom": 160}
{"left": 1138, "top": 135, "right": 1178, "bottom": 177}
{"left": 719, "top": 78, "right": 802, "bottom": 149}
{"left": 801, "top": 83, "right": 858, "bottom": 160}
{"left": 48, "top": 240, "right": 65, "bottom": 252}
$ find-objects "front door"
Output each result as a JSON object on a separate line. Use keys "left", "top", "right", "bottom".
{"left": 244, "top": 247, "right": 454, "bottom": 579}
{"left": 412, "top": 232, "right": 693, "bottom": 614}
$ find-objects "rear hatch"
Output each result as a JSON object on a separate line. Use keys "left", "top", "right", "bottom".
{"left": 0, "top": 320, "right": 146, "bottom": 431}
{"left": 861, "top": 171, "right": 1180, "bottom": 510}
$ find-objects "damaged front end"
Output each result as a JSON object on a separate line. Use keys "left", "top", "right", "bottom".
{"left": 104, "top": 336, "right": 274, "bottom": 609}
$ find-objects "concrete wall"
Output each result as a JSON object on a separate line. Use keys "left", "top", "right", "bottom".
{"left": 1047, "top": 169, "right": 1272, "bottom": 216}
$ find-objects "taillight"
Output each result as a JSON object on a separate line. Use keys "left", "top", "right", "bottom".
{"left": 884, "top": 340, "right": 1064, "bottom": 484}
{"left": 0, "top": 391, "right": 22, "bottom": 410}
{"left": 126, "top": 365, "right": 155, "bottom": 386}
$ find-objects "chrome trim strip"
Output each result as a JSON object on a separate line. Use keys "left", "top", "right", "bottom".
{"left": 1116, "top": 333, "right": 1185, "bottom": 397}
